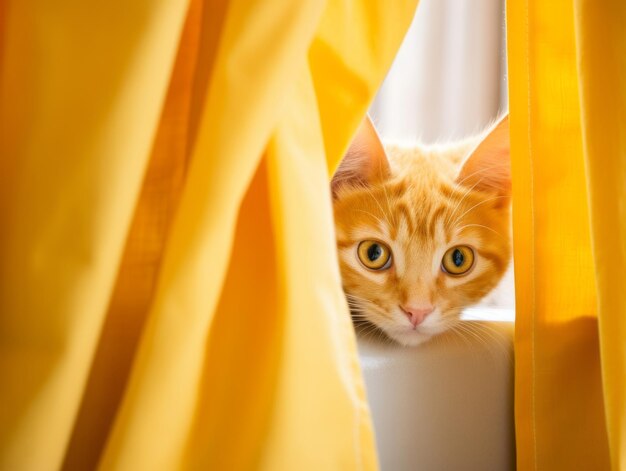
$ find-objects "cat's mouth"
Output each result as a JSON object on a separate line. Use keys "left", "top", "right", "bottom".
{"left": 350, "top": 302, "right": 457, "bottom": 347}
{"left": 382, "top": 307, "right": 451, "bottom": 346}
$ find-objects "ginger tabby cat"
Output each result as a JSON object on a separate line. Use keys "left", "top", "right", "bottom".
{"left": 332, "top": 115, "right": 511, "bottom": 346}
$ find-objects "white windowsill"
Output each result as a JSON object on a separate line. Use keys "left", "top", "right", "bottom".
{"left": 461, "top": 306, "right": 515, "bottom": 322}
{"left": 358, "top": 309, "right": 515, "bottom": 471}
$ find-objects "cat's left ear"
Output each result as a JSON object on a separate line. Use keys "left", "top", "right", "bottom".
{"left": 457, "top": 114, "right": 510, "bottom": 201}
{"left": 331, "top": 115, "right": 390, "bottom": 198}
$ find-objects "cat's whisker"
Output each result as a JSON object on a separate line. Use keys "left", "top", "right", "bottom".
{"left": 451, "top": 195, "right": 508, "bottom": 226}
{"left": 456, "top": 223, "right": 504, "bottom": 238}
{"left": 354, "top": 209, "right": 387, "bottom": 229}
{"left": 450, "top": 320, "right": 512, "bottom": 363}
{"left": 346, "top": 293, "right": 387, "bottom": 312}
{"left": 446, "top": 324, "right": 476, "bottom": 356}
{"left": 469, "top": 321, "right": 511, "bottom": 342}
{"left": 461, "top": 322, "right": 513, "bottom": 362}
{"left": 437, "top": 327, "right": 460, "bottom": 352}
{"left": 360, "top": 323, "right": 385, "bottom": 344}
{"left": 471, "top": 331, "right": 509, "bottom": 364}
{"left": 380, "top": 181, "right": 398, "bottom": 227}
{"left": 384, "top": 332, "right": 395, "bottom": 346}
{"left": 454, "top": 323, "right": 495, "bottom": 362}
{"left": 447, "top": 158, "right": 509, "bottom": 227}
{"left": 361, "top": 184, "right": 394, "bottom": 225}
{"left": 346, "top": 298, "right": 365, "bottom": 306}
{"left": 346, "top": 302, "right": 365, "bottom": 310}
{"left": 455, "top": 162, "right": 509, "bottom": 187}
{"left": 368, "top": 324, "right": 383, "bottom": 339}
{"left": 346, "top": 294, "right": 370, "bottom": 306}
{"left": 454, "top": 322, "right": 489, "bottom": 348}
{"left": 450, "top": 324, "right": 490, "bottom": 362}
{"left": 461, "top": 323, "right": 504, "bottom": 350}
{"left": 444, "top": 176, "right": 486, "bottom": 227}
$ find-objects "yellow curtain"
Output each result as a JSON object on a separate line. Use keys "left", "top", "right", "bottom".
{"left": 0, "top": 0, "right": 417, "bottom": 469}
{"left": 508, "top": 1, "right": 625, "bottom": 469}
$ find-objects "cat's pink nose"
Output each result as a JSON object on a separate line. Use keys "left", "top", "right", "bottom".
{"left": 401, "top": 305, "right": 434, "bottom": 327}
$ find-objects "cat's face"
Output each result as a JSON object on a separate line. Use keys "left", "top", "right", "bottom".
{"left": 332, "top": 116, "right": 511, "bottom": 346}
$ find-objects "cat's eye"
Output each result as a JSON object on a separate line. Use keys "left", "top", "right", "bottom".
{"left": 357, "top": 240, "right": 392, "bottom": 270}
{"left": 441, "top": 245, "right": 475, "bottom": 275}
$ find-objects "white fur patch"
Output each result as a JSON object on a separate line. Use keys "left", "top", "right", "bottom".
{"left": 389, "top": 240, "right": 405, "bottom": 278}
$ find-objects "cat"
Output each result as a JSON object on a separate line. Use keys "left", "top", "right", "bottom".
{"left": 331, "top": 115, "right": 511, "bottom": 346}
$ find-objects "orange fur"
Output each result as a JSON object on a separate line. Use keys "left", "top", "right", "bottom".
{"left": 332, "top": 115, "right": 511, "bottom": 346}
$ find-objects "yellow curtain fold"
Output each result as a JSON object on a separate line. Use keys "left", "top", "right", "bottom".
{"left": 0, "top": 0, "right": 417, "bottom": 470}
{"left": 508, "top": 1, "right": 625, "bottom": 469}
{"left": 575, "top": 2, "right": 626, "bottom": 469}
{"left": 0, "top": 1, "right": 191, "bottom": 468}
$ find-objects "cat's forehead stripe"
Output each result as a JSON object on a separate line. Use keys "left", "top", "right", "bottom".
{"left": 427, "top": 205, "right": 447, "bottom": 239}
{"left": 437, "top": 182, "right": 456, "bottom": 199}
{"left": 440, "top": 183, "right": 470, "bottom": 209}
{"left": 394, "top": 202, "right": 415, "bottom": 239}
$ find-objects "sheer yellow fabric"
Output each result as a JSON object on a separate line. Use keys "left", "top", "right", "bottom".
{"left": 508, "top": 1, "right": 625, "bottom": 469}
{"left": 0, "top": 0, "right": 417, "bottom": 469}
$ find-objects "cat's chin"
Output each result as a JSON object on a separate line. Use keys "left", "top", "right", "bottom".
{"left": 385, "top": 328, "right": 435, "bottom": 347}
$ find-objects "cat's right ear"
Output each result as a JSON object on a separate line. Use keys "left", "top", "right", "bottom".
{"left": 331, "top": 115, "right": 390, "bottom": 198}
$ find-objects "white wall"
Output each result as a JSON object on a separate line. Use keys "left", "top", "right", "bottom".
{"left": 370, "top": 0, "right": 507, "bottom": 144}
